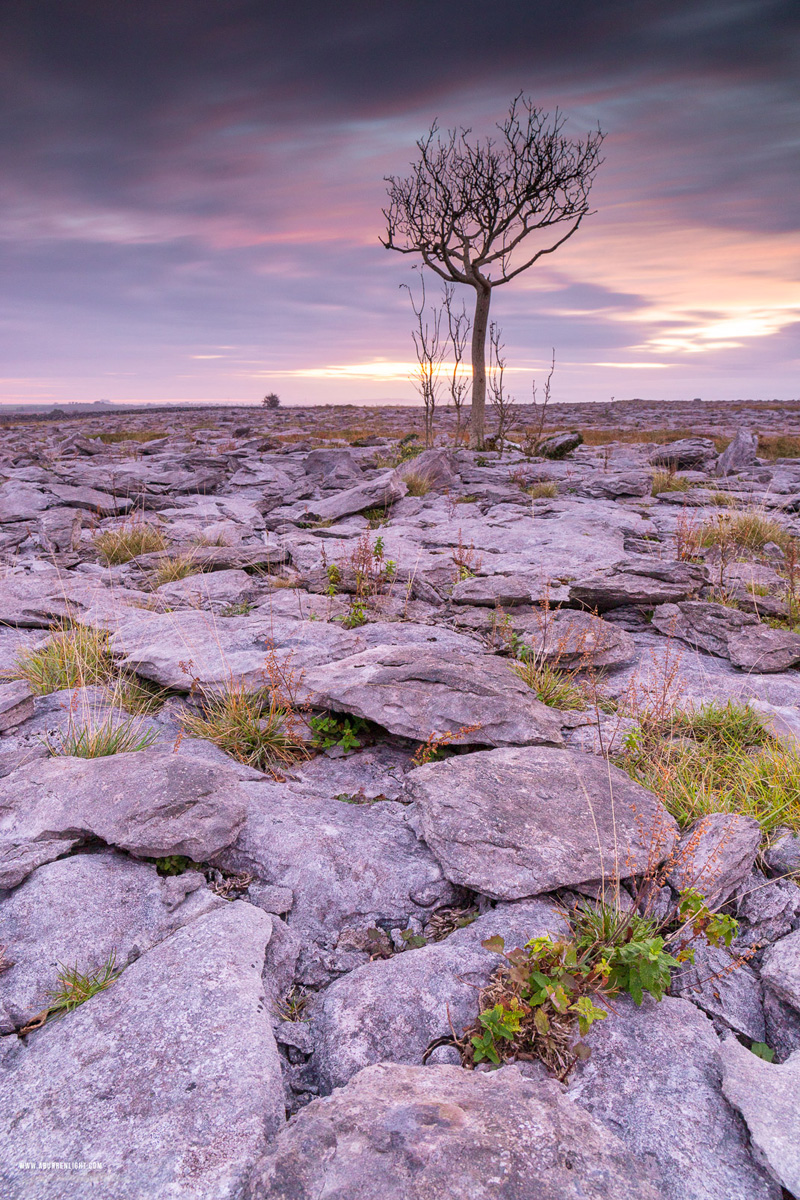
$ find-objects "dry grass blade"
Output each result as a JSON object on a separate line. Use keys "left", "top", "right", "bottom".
{"left": 94, "top": 519, "right": 167, "bottom": 565}
{"left": 7, "top": 624, "right": 113, "bottom": 695}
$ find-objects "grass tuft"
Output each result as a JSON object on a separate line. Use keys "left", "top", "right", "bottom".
{"left": 47, "top": 952, "right": 121, "bottom": 1014}
{"left": 94, "top": 520, "right": 167, "bottom": 565}
{"left": 402, "top": 470, "right": 432, "bottom": 497}
{"left": 180, "top": 676, "right": 308, "bottom": 773}
{"left": 527, "top": 481, "right": 558, "bottom": 500}
{"left": 513, "top": 657, "right": 587, "bottom": 710}
{"left": 151, "top": 552, "right": 201, "bottom": 588}
{"left": 94, "top": 430, "right": 165, "bottom": 444}
{"left": 697, "top": 509, "right": 793, "bottom": 553}
{"left": 7, "top": 625, "right": 113, "bottom": 694}
{"left": 45, "top": 712, "right": 159, "bottom": 758}
{"left": 651, "top": 470, "right": 691, "bottom": 495}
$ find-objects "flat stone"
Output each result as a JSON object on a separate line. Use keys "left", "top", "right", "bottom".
{"left": 450, "top": 573, "right": 537, "bottom": 606}
{"left": 312, "top": 899, "right": 567, "bottom": 1092}
{"left": 47, "top": 482, "right": 133, "bottom": 515}
{"left": 760, "top": 928, "right": 800, "bottom": 1011}
{"left": 671, "top": 941, "right": 764, "bottom": 1040}
{"left": 727, "top": 625, "right": 800, "bottom": 673}
{"left": 155, "top": 567, "right": 255, "bottom": 608}
{"left": 650, "top": 438, "right": 718, "bottom": 470}
{"left": 569, "top": 994, "right": 781, "bottom": 1200}
{"left": 0, "top": 903, "right": 286, "bottom": 1200}
{"left": 0, "top": 752, "right": 249, "bottom": 889}
{"left": 409, "top": 745, "right": 677, "bottom": 899}
{"left": 510, "top": 606, "right": 636, "bottom": 669}
{"left": 667, "top": 813, "right": 761, "bottom": 907}
{"left": 570, "top": 557, "right": 709, "bottom": 610}
{"left": 302, "top": 645, "right": 563, "bottom": 747}
{"left": 0, "top": 850, "right": 225, "bottom": 1030}
{"left": 720, "top": 1037, "right": 800, "bottom": 1196}
{"left": 243, "top": 1062, "right": 664, "bottom": 1200}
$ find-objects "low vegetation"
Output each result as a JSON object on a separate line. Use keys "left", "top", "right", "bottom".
{"left": 94, "top": 429, "right": 165, "bottom": 444}
{"left": 513, "top": 655, "right": 587, "bottom": 710}
{"left": 402, "top": 470, "right": 432, "bottom": 497}
{"left": 45, "top": 712, "right": 158, "bottom": 758}
{"left": 94, "top": 520, "right": 167, "bottom": 565}
{"left": 696, "top": 509, "right": 793, "bottom": 553}
{"left": 8, "top": 624, "right": 113, "bottom": 694}
{"left": 651, "top": 470, "right": 691, "bottom": 495}
{"left": 459, "top": 889, "right": 736, "bottom": 1077}
{"left": 619, "top": 700, "right": 800, "bottom": 834}
{"left": 151, "top": 552, "right": 201, "bottom": 588}
{"left": 20, "top": 952, "right": 122, "bottom": 1034}
{"left": 526, "top": 481, "right": 558, "bottom": 500}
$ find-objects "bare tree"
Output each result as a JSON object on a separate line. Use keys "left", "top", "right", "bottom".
{"left": 382, "top": 95, "right": 603, "bottom": 449}
{"left": 487, "top": 322, "right": 517, "bottom": 455}
{"left": 442, "top": 283, "right": 470, "bottom": 444}
{"left": 401, "top": 268, "right": 444, "bottom": 447}
{"left": 522, "top": 350, "right": 556, "bottom": 456}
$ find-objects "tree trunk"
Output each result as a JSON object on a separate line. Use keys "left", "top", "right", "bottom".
{"left": 469, "top": 284, "right": 492, "bottom": 449}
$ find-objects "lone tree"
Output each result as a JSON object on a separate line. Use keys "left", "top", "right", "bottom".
{"left": 262, "top": 392, "right": 280, "bottom": 409}
{"left": 382, "top": 96, "right": 604, "bottom": 448}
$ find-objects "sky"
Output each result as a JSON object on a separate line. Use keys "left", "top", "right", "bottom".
{"left": 0, "top": 0, "right": 798, "bottom": 409}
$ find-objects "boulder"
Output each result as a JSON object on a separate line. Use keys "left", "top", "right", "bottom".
{"left": 570, "top": 557, "right": 709, "bottom": 611}
{"left": 727, "top": 625, "right": 800, "bottom": 673}
{"left": 650, "top": 438, "right": 717, "bottom": 470}
{"left": 312, "top": 900, "right": 567, "bottom": 1092}
{"left": 409, "top": 745, "right": 677, "bottom": 899}
{"left": 715, "top": 428, "right": 759, "bottom": 477}
{"left": 538, "top": 430, "right": 583, "bottom": 458}
{"left": 243, "top": 1062, "right": 664, "bottom": 1200}
{"left": 303, "top": 448, "right": 363, "bottom": 486}
{"left": 302, "top": 645, "right": 564, "bottom": 748}
{"left": 450, "top": 574, "right": 536, "bottom": 607}
{"left": 0, "top": 904, "right": 286, "bottom": 1200}
{"left": 47, "top": 482, "right": 133, "bottom": 515}
{"left": 763, "top": 828, "right": 800, "bottom": 875}
{"left": 719, "top": 1037, "right": 800, "bottom": 1197}
{"left": 0, "top": 752, "right": 249, "bottom": 889}
{"left": 155, "top": 567, "right": 255, "bottom": 609}
{"left": 302, "top": 469, "right": 407, "bottom": 522}
{"left": 36, "top": 505, "right": 82, "bottom": 551}
{"left": 671, "top": 941, "right": 764, "bottom": 1040}
{"left": 760, "top": 928, "right": 800, "bottom": 1011}
{"left": 651, "top": 600, "right": 757, "bottom": 658}
{"left": 569, "top": 995, "right": 781, "bottom": 1200}
{"left": 666, "top": 813, "right": 761, "bottom": 907}
{"left": 511, "top": 606, "right": 636, "bottom": 669}
{"left": 0, "top": 850, "right": 225, "bottom": 1031}
{"left": 398, "top": 448, "right": 459, "bottom": 489}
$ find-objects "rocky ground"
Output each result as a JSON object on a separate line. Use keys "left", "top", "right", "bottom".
{"left": 0, "top": 401, "right": 799, "bottom": 1199}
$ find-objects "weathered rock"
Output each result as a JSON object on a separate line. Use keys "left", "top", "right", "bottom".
{"left": 303, "top": 447, "right": 363, "bottom": 486}
{"left": 0, "top": 483, "right": 51, "bottom": 523}
{"left": 764, "top": 988, "right": 800, "bottom": 1061}
{"left": 569, "top": 995, "right": 781, "bottom": 1200}
{"left": 243, "top": 1062, "right": 664, "bottom": 1200}
{"left": 449, "top": 574, "right": 536, "bottom": 606}
{"left": 0, "top": 681, "right": 34, "bottom": 731}
{"left": 302, "top": 468, "right": 407, "bottom": 522}
{"left": 570, "top": 557, "right": 709, "bottom": 611}
{"left": 752, "top": 700, "right": 800, "bottom": 753}
{"left": 650, "top": 438, "right": 717, "bottom": 470}
{"left": 734, "top": 869, "right": 800, "bottom": 948}
{"left": 302, "top": 645, "right": 564, "bottom": 747}
{"left": 36, "top": 505, "right": 82, "bottom": 551}
{"left": 0, "top": 752, "right": 248, "bottom": 888}
{"left": 760, "top": 927, "right": 800, "bottom": 1011}
{"left": 727, "top": 625, "right": 800, "bottom": 673}
{"left": 47, "top": 482, "right": 133, "bottom": 515}
{"left": 538, "top": 430, "right": 583, "bottom": 458}
{"left": 651, "top": 600, "right": 757, "bottom": 657}
{"left": 212, "top": 782, "right": 457, "bottom": 979}
{"left": 763, "top": 827, "right": 800, "bottom": 875}
{"left": 0, "top": 850, "right": 225, "bottom": 1030}
{"left": 719, "top": 1037, "right": 800, "bottom": 1196}
{"left": 409, "top": 745, "right": 677, "bottom": 899}
{"left": 715, "top": 428, "right": 759, "bottom": 476}
{"left": 671, "top": 941, "right": 764, "bottom": 1040}
{"left": 155, "top": 567, "right": 255, "bottom": 609}
{"left": 0, "top": 904, "right": 286, "bottom": 1200}
{"left": 398, "top": 448, "right": 459, "bottom": 489}
{"left": 666, "top": 813, "right": 761, "bottom": 907}
{"left": 511, "top": 606, "right": 636, "bottom": 669}
{"left": 313, "top": 900, "right": 566, "bottom": 1092}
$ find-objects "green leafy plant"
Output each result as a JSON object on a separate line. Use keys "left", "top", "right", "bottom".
{"left": 153, "top": 855, "right": 197, "bottom": 876}
{"left": 47, "top": 952, "right": 121, "bottom": 1015}
{"left": 340, "top": 598, "right": 367, "bottom": 628}
{"left": 750, "top": 1041, "right": 775, "bottom": 1062}
{"left": 310, "top": 712, "right": 373, "bottom": 752}
{"left": 219, "top": 600, "right": 254, "bottom": 617}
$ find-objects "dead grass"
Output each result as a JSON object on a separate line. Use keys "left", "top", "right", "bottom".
{"left": 579, "top": 427, "right": 730, "bottom": 451}
{"left": 758, "top": 434, "right": 800, "bottom": 460}
{"left": 7, "top": 625, "right": 113, "bottom": 694}
{"left": 697, "top": 509, "right": 794, "bottom": 553}
{"left": 527, "top": 481, "right": 558, "bottom": 500}
{"left": 651, "top": 470, "right": 691, "bottom": 495}
{"left": 402, "top": 470, "right": 432, "bottom": 497}
{"left": 151, "top": 552, "right": 202, "bottom": 588}
{"left": 94, "top": 430, "right": 165, "bottom": 444}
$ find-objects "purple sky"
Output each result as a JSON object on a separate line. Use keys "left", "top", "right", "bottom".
{"left": 1, "top": 0, "right": 798, "bottom": 408}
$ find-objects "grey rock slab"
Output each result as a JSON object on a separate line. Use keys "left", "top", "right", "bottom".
{"left": 716, "top": 428, "right": 759, "bottom": 476}
{"left": 303, "top": 447, "right": 363, "bottom": 485}
{"left": 719, "top": 1037, "right": 800, "bottom": 1196}
{"left": 302, "top": 468, "right": 407, "bottom": 522}
{"left": 398, "top": 447, "right": 459, "bottom": 489}
{"left": 302, "top": 645, "right": 564, "bottom": 747}
{"left": 212, "top": 783, "right": 457, "bottom": 974}
{"left": 760, "top": 928, "right": 800, "bottom": 1011}
{"left": 0, "top": 850, "right": 225, "bottom": 1029}
{"left": 763, "top": 827, "right": 800, "bottom": 875}
{"left": 313, "top": 899, "right": 567, "bottom": 1092}
{"left": 0, "top": 751, "right": 249, "bottom": 888}
{"left": 111, "top": 608, "right": 364, "bottom": 691}
{"left": 570, "top": 556, "right": 709, "bottom": 610}
{"left": 47, "top": 482, "right": 133, "bottom": 514}
{"left": 764, "top": 987, "right": 800, "bottom": 1061}
{"left": 0, "top": 903, "right": 285, "bottom": 1200}
{"left": 243, "top": 1062, "right": 664, "bottom": 1200}
{"left": 0, "top": 680, "right": 33, "bottom": 731}
{"left": 671, "top": 941, "right": 764, "bottom": 1041}
{"left": 751, "top": 699, "right": 800, "bottom": 754}
{"left": 538, "top": 429, "right": 583, "bottom": 458}
{"left": 650, "top": 438, "right": 718, "bottom": 469}
{"left": 155, "top": 566, "right": 255, "bottom": 609}
{"left": 511, "top": 606, "right": 636, "bottom": 669}
{"left": 666, "top": 813, "right": 761, "bottom": 907}
{"left": 651, "top": 600, "right": 757, "bottom": 658}
{"left": 450, "top": 573, "right": 539, "bottom": 606}
{"left": 409, "top": 745, "right": 678, "bottom": 899}
{"left": 727, "top": 624, "right": 800, "bottom": 673}
{"left": 0, "top": 483, "right": 51, "bottom": 523}
{"left": 36, "top": 505, "right": 82, "bottom": 551}
{"left": 569, "top": 994, "right": 781, "bottom": 1200}
{"left": 734, "top": 870, "right": 800, "bottom": 948}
